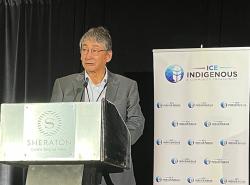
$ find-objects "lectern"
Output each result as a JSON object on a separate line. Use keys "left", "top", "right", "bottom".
{"left": 0, "top": 99, "right": 131, "bottom": 185}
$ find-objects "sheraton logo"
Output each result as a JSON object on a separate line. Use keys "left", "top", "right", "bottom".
{"left": 38, "top": 111, "right": 62, "bottom": 136}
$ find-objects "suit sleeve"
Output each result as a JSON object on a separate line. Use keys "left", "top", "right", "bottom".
{"left": 50, "top": 79, "right": 63, "bottom": 102}
{"left": 126, "top": 81, "right": 145, "bottom": 145}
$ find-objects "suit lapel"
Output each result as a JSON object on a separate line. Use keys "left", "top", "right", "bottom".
{"left": 73, "top": 72, "right": 85, "bottom": 102}
{"left": 106, "top": 71, "right": 119, "bottom": 103}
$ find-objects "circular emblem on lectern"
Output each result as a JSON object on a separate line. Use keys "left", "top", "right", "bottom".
{"left": 38, "top": 111, "right": 62, "bottom": 136}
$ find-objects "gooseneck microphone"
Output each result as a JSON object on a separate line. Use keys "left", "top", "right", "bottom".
{"left": 80, "top": 77, "right": 90, "bottom": 102}
{"left": 80, "top": 77, "right": 108, "bottom": 102}
{"left": 95, "top": 82, "right": 108, "bottom": 102}
{"left": 83, "top": 77, "right": 89, "bottom": 88}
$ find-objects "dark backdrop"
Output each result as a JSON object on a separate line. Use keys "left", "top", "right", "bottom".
{"left": 0, "top": 0, "right": 250, "bottom": 184}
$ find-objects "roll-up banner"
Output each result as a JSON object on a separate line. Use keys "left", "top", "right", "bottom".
{"left": 153, "top": 48, "right": 249, "bottom": 185}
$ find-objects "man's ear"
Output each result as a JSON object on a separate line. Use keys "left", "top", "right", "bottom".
{"left": 106, "top": 50, "right": 113, "bottom": 63}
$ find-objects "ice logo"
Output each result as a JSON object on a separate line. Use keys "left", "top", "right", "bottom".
{"left": 204, "top": 158, "right": 210, "bottom": 165}
{"left": 156, "top": 139, "right": 163, "bottom": 145}
{"left": 188, "top": 139, "right": 194, "bottom": 145}
{"left": 171, "top": 120, "right": 178, "bottom": 127}
{"left": 156, "top": 102, "right": 162, "bottom": 108}
{"left": 188, "top": 101, "right": 195, "bottom": 108}
{"left": 165, "top": 65, "right": 184, "bottom": 83}
{"left": 156, "top": 176, "right": 162, "bottom": 182}
{"left": 187, "top": 177, "right": 194, "bottom": 183}
{"left": 220, "top": 102, "right": 227, "bottom": 108}
{"left": 204, "top": 121, "right": 211, "bottom": 127}
{"left": 220, "top": 178, "right": 227, "bottom": 184}
{"left": 220, "top": 139, "right": 227, "bottom": 146}
{"left": 171, "top": 158, "right": 178, "bottom": 164}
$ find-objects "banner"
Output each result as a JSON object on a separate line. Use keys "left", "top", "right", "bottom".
{"left": 153, "top": 48, "right": 249, "bottom": 185}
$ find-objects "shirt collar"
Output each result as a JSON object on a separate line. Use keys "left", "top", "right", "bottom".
{"left": 84, "top": 67, "right": 108, "bottom": 86}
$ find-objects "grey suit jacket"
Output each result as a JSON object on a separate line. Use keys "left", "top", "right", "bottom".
{"left": 51, "top": 70, "right": 145, "bottom": 185}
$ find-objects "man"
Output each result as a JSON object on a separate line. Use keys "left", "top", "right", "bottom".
{"left": 51, "top": 26, "right": 145, "bottom": 185}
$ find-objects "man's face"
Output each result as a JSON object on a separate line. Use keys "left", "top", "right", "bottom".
{"left": 80, "top": 38, "right": 112, "bottom": 74}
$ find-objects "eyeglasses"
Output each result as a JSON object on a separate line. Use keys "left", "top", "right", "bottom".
{"left": 82, "top": 48, "right": 107, "bottom": 56}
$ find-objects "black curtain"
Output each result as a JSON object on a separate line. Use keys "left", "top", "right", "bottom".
{"left": 0, "top": 0, "right": 87, "bottom": 104}
{"left": 0, "top": 1, "right": 125, "bottom": 184}
{"left": 0, "top": 0, "right": 86, "bottom": 184}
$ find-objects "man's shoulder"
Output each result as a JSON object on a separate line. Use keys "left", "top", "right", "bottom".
{"left": 109, "top": 72, "right": 135, "bottom": 84}
{"left": 56, "top": 73, "right": 83, "bottom": 82}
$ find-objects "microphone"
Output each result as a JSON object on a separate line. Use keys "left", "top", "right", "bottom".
{"left": 80, "top": 77, "right": 90, "bottom": 102}
{"left": 96, "top": 81, "right": 108, "bottom": 102}
{"left": 83, "top": 77, "right": 89, "bottom": 88}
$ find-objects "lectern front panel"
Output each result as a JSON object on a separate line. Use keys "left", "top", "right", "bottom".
{"left": 0, "top": 102, "right": 102, "bottom": 164}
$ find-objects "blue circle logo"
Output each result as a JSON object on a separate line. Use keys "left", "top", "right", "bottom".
{"left": 165, "top": 65, "right": 184, "bottom": 83}
{"left": 220, "top": 102, "right": 227, "bottom": 108}
{"left": 156, "top": 139, "right": 163, "bottom": 145}
{"left": 171, "top": 120, "right": 178, "bottom": 127}
{"left": 171, "top": 158, "right": 178, "bottom": 164}
{"left": 188, "top": 139, "right": 194, "bottom": 145}
{"left": 220, "top": 139, "right": 227, "bottom": 146}
{"left": 204, "top": 158, "right": 210, "bottom": 165}
{"left": 188, "top": 102, "right": 195, "bottom": 108}
{"left": 220, "top": 178, "right": 227, "bottom": 184}
{"left": 187, "top": 177, "right": 194, "bottom": 183}
{"left": 156, "top": 102, "right": 161, "bottom": 108}
{"left": 204, "top": 121, "right": 211, "bottom": 127}
{"left": 156, "top": 176, "right": 162, "bottom": 182}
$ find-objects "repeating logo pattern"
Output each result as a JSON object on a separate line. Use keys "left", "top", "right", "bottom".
{"left": 155, "top": 60, "right": 248, "bottom": 185}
